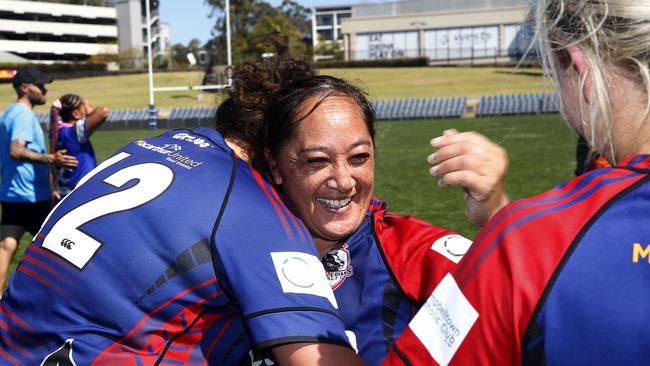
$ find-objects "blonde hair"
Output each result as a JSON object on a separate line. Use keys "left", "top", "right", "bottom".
{"left": 534, "top": 0, "right": 650, "bottom": 163}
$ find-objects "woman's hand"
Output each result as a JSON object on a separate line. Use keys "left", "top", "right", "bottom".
{"left": 427, "top": 129, "right": 509, "bottom": 226}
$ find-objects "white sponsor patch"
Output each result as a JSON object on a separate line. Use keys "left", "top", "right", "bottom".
{"left": 271, "top": 252, "right": 338, "bottom": 309}
{"left": 431, "top": 235, "right": 473, "bottom": 264}
{"left": 409, "top": 273, "right": 478, "bottom": 366}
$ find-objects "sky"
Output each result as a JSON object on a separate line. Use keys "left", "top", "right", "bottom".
{"left": 159, "top": 0, "right": 352, "bottom": 46}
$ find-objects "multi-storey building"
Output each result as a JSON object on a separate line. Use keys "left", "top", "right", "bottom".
{"left": 313, "top": 0, "right": 532, "bottom": 65}
{"left": 0, "top": 0, "right": 165, "bottom": 64}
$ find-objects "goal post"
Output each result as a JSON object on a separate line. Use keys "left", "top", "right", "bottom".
{"left": 145, "top": 0, "right": 232, "bottom": 130}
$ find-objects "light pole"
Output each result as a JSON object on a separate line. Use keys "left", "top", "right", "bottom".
{"left": 145, "top": 0, "right": 157, "bottom": 129}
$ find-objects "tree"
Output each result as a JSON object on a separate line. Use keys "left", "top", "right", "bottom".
{"left": 171, "top": 38, "right": 203, "bottom": 68}
{"left": 205, "top": 0, "right": 312, "bottom": 64}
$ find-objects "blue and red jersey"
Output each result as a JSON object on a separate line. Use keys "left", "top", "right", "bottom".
{"left": 54, "top": 119, "right": 98, "bottom": 196}
{"left": 0, "top": 127, "right": 349, "bottom": 365}
{"left": 327, "top": 197, "right": 471, "bottom": 365}
{"left": 384, "top": 155, "right": 650, "bottom": 366}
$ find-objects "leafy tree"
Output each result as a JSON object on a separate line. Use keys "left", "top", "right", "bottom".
{"left": 314, "top": 37, "right": 344, "bottom": 61}
{"left": 205, "top": 0, "right": 312, "bottom": 64}
{"left": 171, "top": 38, "right": 203, "bottom": 68}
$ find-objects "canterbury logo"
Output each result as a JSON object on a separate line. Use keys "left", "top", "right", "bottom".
{"left": 633, "top": 243, "right": 650, "bottom": 263}
{"left": 60, "top": 238, "right": 75, "bottom": 250}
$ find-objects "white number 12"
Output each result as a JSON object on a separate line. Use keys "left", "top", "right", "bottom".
{"left": 42, "top": 152, "right": 174, "bottom": 269}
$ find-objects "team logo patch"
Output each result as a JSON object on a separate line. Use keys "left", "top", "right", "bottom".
{"left": 271, "top": 251, "right": 338, "bottom": 308}
{"left": 431, "top": 235, "right": 473, "bottom": 264}
{"left": 409, "top": 273, "right": 478, "bottom": 366}
{"left": 322, "top": 244, "right": 353, "bottom": 290}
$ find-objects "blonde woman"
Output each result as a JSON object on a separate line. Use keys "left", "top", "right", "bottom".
{"left": 385, "top": 0, "right": 650, "bottom": 365}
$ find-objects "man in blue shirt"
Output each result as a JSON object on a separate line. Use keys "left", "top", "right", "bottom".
{"left": 0, "top": 67, "right": 77, "bottom": 292}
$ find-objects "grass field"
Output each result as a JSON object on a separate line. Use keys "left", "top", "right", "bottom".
{"left": 0, "top": 67, "right": 550, "bottom": 112}
{"left": 6, "top": 113, "right": 576, "bottom": 281}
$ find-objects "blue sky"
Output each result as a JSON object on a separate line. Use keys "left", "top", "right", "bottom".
{"left": 159, "top": 0, "right": 351, "bottom": 45}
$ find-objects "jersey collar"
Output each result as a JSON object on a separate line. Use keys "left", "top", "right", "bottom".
{"left": 618, "top": 154, "right": 650, "bottom": 171}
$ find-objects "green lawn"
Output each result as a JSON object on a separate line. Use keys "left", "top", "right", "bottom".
{"left": 0, "top": 67, "right": 550, "bottom": 112}
{"left": 7, "top": 114, "right": 576, "bottom": 282}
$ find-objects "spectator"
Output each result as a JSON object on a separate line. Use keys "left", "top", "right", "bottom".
{"left": 50, "top": 94, "right": 110, "bottom": 198}
{"left": 0, "top": 67, "right": 77, "bottom": 291}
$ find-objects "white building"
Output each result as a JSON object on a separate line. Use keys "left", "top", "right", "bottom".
{"left": 312, "top": 5, "right": 351, "bottom": 60}
{"left": 313, "top": 0, "right": 532, "bottom": 65}
{"left": 0, "top": 0, "right": 118, "bottom": 62}
{"left": 0, "top": 0, "right": 165, "bottom": 64}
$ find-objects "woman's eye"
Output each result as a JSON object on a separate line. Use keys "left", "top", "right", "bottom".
{"left": 305, "top": 157, "right": 329, "bottom": 165}
{"left": 350, "top": 153, "right": 371, "bottom": 164}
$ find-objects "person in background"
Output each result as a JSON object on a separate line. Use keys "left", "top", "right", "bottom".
{"left": 386, "top": 0, "right": 650, "bottom": 364}
{"left": 50, "top": 94, "right": 110, "bottom": 199}
{"left": 0, "top": 67, "right": 77, "bottom": 292}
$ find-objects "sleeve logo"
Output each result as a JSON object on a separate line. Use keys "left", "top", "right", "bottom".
{"left": 408, "top": 273, "right": 478, "bottom": 366}
{"left": 270, "top": 251, "right": 338, "bottom": 309}
{"left": 431, "top": 235, "right": 473, "bottom": 264}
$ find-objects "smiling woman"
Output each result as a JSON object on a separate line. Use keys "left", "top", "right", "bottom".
{"left": 265, "top": 81, "right": 375, "bottom": 249}
{"left": 216, "top": 35, "right": 509, "bottom": 364}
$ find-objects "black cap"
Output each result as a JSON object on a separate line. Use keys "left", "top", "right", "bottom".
{"left": 12, "top": 67, "right": 53, "bottom": 86}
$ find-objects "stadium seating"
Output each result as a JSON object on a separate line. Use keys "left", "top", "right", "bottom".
{"left": 31, "top": 93, "right": 561, "bottom": 132}
{"left": 372, "top": 96, "right": 466, "bottom": 120}
{"left": 167, "top": 106, "right": 217, "bottom": 129}
{"left": 476, "top": 92, "right": 558, "bottom": 116}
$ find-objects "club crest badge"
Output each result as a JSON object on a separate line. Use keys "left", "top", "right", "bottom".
{"left": 322, "top": 244, "right": 353, "bottom": 290}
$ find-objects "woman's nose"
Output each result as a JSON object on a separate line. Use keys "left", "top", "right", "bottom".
{"left": 327, "top": 165, "right": 355, "bottom": 192}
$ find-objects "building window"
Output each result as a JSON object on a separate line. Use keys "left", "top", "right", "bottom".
{"left": 316, "top": 14, "right": 333, "bottom": 26}
{"left": 317, "top": 29, "right": 334, "bottom": 42}
{"left": 336, "top": 13, "right": 351, "bottom": 24}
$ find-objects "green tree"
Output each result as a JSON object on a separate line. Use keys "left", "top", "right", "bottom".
{"left": 171, "top": 38, "right": 203, "bottom": 68}
{"left": 205, "top": 0, "right": 312, "bottom": 64}
{"left": 314, "top": 36, "right": 344, "bottom": 61}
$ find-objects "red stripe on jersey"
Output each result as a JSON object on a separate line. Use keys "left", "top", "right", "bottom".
{"left": 458, "top": 169, "right": 637, "bottom": 283}
{"left": 620, "top": 154, "right": 650, "bottom": 170}
{"left": 250, "top": 169, "right": 294, "bottom": 240}
{"left": 154, "top": 291, "right": 225, "bottom": 362}
{"left": 0, "top": 348, "right": 22, "bottom": 366}
{"left": 202, "top": 316, "right": 235, "bottom": 366}
{"left": 263, "top": 177, "right": 308, "bottom": 243}
{"left": 28, "top": 245, "right": 79, "bottom": 275}
{"left": 92, "top": 278, "right": 218, "bottom": 365}
{"left": 16, "top": 266, "right": 67, "bottom": 296}
{"left": 0, "top": 307, "right": 35, "bottom": 335}
{"left": 0, "top": 322, "right": 33, "bottom": 359}
{"left": 21, "top": 253, "right": 76, "bottom": 289}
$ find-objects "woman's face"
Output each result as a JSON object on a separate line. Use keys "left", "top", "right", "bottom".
{"left": 268, "top": 95, "right": 375, "bottom": 244}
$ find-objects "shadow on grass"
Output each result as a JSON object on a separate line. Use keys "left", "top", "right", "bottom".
{"left": 170, "top": 94, "right": 196, "bottom": 100}
{"left": 494, "top": 70, "right": 543, "bottom": 78}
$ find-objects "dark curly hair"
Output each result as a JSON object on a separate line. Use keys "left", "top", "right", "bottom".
{"left": 216, "top": 32, "right": 375, "bottom": 175}
{"left": 215, "top": 32, "right": 316, "bottom": 173}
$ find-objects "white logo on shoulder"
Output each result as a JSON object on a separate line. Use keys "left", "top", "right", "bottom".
{"left": 271, "top": 252, "right": 338, "bottom": 309}
{"left": 431, "top": 235, "right": 473, "bottom": 264}
{"left": 409, "top": 273, "right": 478, "bottom": 366}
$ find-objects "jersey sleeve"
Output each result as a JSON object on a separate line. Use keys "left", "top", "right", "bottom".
{"left": 213, "top": 162, "right": 351, "bottom": 350}
{"left": 75, "top": 119, "right": 89, "bottom": 144}
{"left": 374, "top": 212, "right": 472, "bottom": 302}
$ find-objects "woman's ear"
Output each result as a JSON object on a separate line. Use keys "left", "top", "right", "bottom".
{"left": 264, "top": 148, "right": 283, "bottom": 185}
{"left": 566, "top": 43, "right": 593, "bottom": 103}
